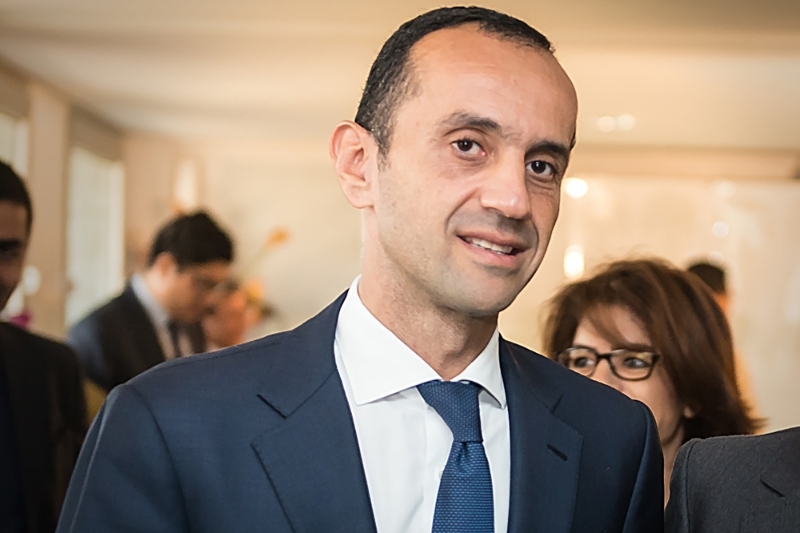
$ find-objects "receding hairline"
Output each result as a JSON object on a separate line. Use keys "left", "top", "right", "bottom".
{"left": 379, "top": 23, "right": 573, "bottom": 154}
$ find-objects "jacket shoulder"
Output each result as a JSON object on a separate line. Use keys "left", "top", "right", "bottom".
{"left": 69, "top": 290, "right": 133, "bottom": 331}
{"left": 679, "top": 427, "right": 800, "bottom": 488}
{"left": 1, "top": 322, "right": 80, "bottom": 365}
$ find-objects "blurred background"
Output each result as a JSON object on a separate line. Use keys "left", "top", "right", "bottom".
{"left": 0, "top": 0, "right": 798, "bottom": 430}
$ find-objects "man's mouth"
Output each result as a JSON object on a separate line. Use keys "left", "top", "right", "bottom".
{"left": 461, "top": 236, "right": 519, "bottom": 256}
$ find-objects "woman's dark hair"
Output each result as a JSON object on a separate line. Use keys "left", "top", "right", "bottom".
{"left": 544, "top": 258, "right": 762, "bottom": 442}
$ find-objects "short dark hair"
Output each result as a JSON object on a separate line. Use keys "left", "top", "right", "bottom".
{"left": 544, "top": 259, "right": 762, "bottom": 443}
{"left": 687, "top": 261, "right": 726, "bottom": 295}
{"left": 0, "top": 160, "right": 33, "bottom": 233}
{"left": 147, "top": 211, "right": 234, "bottom": 268}
{"left": 354, "top": 6, "right": 553, "bottom": 157}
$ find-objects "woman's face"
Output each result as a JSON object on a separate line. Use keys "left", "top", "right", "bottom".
{"left": 571, "top": 305, "right": 687, "bottom": 447}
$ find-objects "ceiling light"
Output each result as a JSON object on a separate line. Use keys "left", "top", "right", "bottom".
{"left": 596, "top": 116, "right": 616, "bottom": 132}
{"left": 564, "top": 177, "right": 589, "bottom": 198}
{"left": 616, "top": 114, "right": 636, "bottom": 131}
{"left": 564, "top": 245, "right": 585, "bottom": 280}
{"left": 712, "top": 221, "right": 729, "bottom": 239}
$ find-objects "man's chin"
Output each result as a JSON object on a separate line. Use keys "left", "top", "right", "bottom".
{"left": 443, "top": 288, "right": 521, "bottom": 318}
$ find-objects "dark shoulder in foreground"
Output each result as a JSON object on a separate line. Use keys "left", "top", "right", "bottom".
{"left": 1, "top": 321, "right": 82, "bottom": 365}
{"left": 679, "top": 426, "right": 800, "bottom": 486}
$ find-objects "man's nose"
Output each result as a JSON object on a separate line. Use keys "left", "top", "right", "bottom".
{"left": 478, "top": 154, "right": 531, "bottom": 220}
{"left": 591, "top": 360, "right": 623, "bottom": 392}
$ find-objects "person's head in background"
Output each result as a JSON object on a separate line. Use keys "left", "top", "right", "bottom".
{"left": 202, "top": 281, "right": 249, "bottom": 350}
{"left": 687, "top": 261, "right": 728, "bottom": 314}
{"left": 544, "top": 259, "right": 761, "bottom": 504}
{"left": 0, "top": 161, "right": 32, "bottom": 310}
{"left": 143, "top": 211, "right": 234, "bottom": 325}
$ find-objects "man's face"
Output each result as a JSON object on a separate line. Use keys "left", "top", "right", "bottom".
{"left": 0, "top": 201, "right": 29, "bottom": 310}
{"left": 162, "top": 259, "right": 230, "bottom": 323}
{"left": 367, "top": 27, "right": 577, "bottom": 316}
{"left": 202, "top": 289, "right": 249, "bottom": 348}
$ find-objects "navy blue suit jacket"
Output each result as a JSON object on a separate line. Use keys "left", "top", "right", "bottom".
{"left": 58, "top": 293, "right": 663, "bottom": 532}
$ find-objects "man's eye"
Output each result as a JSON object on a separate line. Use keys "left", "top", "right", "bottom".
{"left": 527, "top": 160, "right": 555, "bottom": 178}
{"left": 452, "top": 139, "right": 482, "bottom": 156}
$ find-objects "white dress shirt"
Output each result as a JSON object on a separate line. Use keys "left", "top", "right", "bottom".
{"left": 334, "top": 277, "right": 510, "bottom": 533}
{"left": 130, "top": 274, "right": 194, "bottom": 359}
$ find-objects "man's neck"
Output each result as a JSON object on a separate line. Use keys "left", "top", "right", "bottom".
{"left": 357, "top": 271, "right": 497, "bottom": 381}
{"left": 139, "top": 270, "right": 172, "bottom": 319}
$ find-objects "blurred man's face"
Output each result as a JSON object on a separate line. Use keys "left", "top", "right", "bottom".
{"left": 0, "top": 201, "right": 29, "bottom": 310}
{"left": 202, "top": 289, "right": 249, "bottom": 349}
{"left": 364, "top": 27, "right": 577, "bottom": 316}
{"left": 161, "top": 257, "right": 230, "bottom": 323}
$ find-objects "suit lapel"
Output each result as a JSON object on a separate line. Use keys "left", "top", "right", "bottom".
{"left": 744, "top": 446, "right": 800, "bottom": 531}
{"left": 120, "top": 284, "right": 167, "bottom": 367}
{"left": 760, "top": 444, "right": 800, "bottom": 498}
{"left": 251, "top": 293, "right": 377, "bottom": 533}
{"left": 502, "top": 339, "right": 582, "bottom": 533}
{"left": 0, "top": 324, "right": 52, "bottom": 529}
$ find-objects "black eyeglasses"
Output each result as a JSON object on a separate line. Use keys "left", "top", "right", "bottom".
{"left": 556, "top": 346, "right": 660, "bottom": 381}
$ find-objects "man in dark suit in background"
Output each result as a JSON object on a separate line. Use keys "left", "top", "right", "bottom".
{"left": 68, "top": 211, "right": 234, "bottom": 392}
{"left": 58, "top": 7, "right": 663, "bottom": 532}
{"left": 0, "top": 160, "right": 86, "bottom": 533}
{"left": 666, "top": 427, "right": 800, "bottom": 532}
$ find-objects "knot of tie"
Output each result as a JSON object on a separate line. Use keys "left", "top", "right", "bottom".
{"left": 417, "top": 380, "right": 483, "bottom": 443}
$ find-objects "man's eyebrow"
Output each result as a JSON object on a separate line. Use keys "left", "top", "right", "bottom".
{"left": 437, "top": 111, "right": 504, "bottom": 135}
{"left": 0, "top": 238, "right": 24, "bottom": 249}
{"left": 439, "top": 111, "right": 574, "bottom": 161}
{"left": 526, "top": 140, "right": 572, "bottom": 163}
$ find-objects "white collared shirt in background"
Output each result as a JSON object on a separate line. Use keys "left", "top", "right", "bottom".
{"left": 130, "top": 273, "right": 194, "bottom": 359}
{"left": 334, "top": 277, "right": 510, "bottom": 533}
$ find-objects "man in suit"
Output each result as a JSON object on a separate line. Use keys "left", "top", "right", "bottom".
{"left": 58, "top": 7, "right": 663, "bottom": 532}
{"left": 666, "top": 428, "right": 800, "bottom": 532}
{"left": 0, "top": 160, "right": 87, "bottom": 533}
{"left": 68, "top": 211, "right": 234, "bottom": 392}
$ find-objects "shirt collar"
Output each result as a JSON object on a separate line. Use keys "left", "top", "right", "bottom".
{"left": 130, "top": 273, "right": 171, "bottom": 329}
{"left": 335, "top": 276, "right": 506, "bottom": 408}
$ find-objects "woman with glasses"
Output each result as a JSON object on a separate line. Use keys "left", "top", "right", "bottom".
{"left": 543, "top": 259, "right": 761, "bottom": 505}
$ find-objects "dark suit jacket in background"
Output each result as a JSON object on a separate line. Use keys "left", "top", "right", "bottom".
{"left": 666, "top": 427, "right": 800, "bottom": 533}
{"left": 0, "top": 322, "right": 87, "bottom": 533}
{"left": 67, "top": 283, "right": 205, "bottom": 391}
{"left": 58, "top": 293, "right": 664, "bottom": 533}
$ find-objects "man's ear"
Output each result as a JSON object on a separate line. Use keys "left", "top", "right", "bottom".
{"left": 329, "top": 121, "right": 379, "bottom": 209}
{"left": 152, "top": 252, "right": 178, "bottom": 276}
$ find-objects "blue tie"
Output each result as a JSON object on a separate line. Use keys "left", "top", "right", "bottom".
{"left": 417, "top": 380, "right": 494, "bottom": 533}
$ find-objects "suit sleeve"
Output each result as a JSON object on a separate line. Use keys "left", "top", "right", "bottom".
{"left": 664, "top": 439, "right": 698, "bottom": 533}
{"left": 68, "top": 318, "right": 112, "bottom": 392}
{"left": 622, "top": 401, "right": 665, "bottom": 533}
{"left": 56, "top": 384, "right": 189, "bottom": 533}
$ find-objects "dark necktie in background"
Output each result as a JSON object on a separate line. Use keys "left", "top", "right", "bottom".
{"left": 417, "top": 380, "right": 494, "bottom": 533}
{"left": 167, "top": 321, "right": 183, "bottom": 359}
